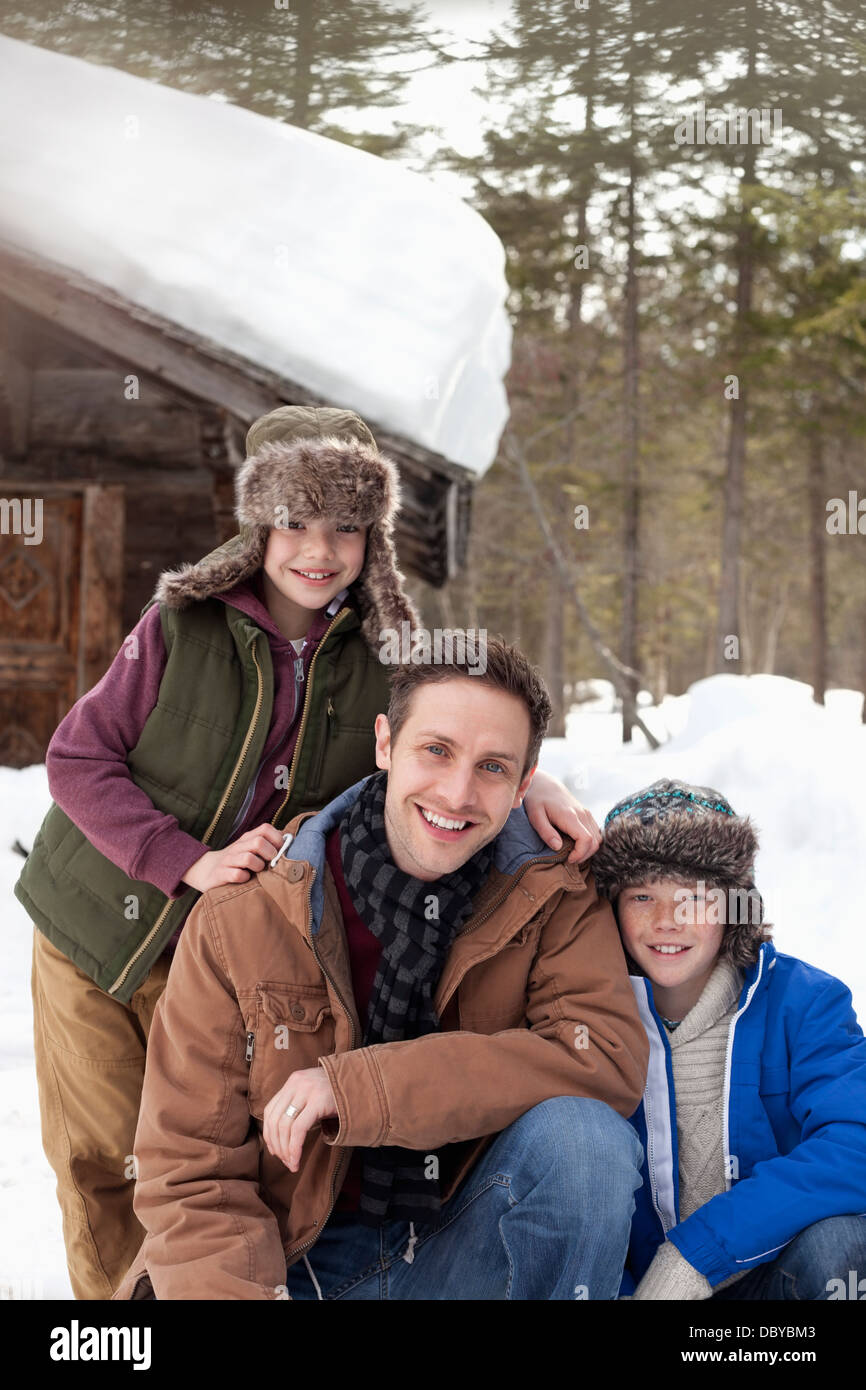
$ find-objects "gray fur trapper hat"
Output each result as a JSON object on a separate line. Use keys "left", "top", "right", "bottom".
{"left": 154, "top": 405, "right": 419, "bottom": 648}
{"left": 590, "top": 778, "right": 768, "bottom": 967}
{"left": 591, "top": 778, "right": 760, "bottom": 899}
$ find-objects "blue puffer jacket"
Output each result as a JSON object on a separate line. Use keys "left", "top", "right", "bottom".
{"left": 622, "top": 941, "right": 866, "bottom": 1293}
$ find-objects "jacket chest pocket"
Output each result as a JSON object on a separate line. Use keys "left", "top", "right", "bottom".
{"left": 245, "top": 984, "right": 335, "bottom": 1120}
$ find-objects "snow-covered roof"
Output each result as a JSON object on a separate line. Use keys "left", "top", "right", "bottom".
{"left": 0, "top": 35, "right": 511, "bottom": 474}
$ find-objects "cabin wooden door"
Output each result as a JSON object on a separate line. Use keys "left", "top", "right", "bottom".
{"left": 0, "top": 482, "right": 124, "bottom": 767}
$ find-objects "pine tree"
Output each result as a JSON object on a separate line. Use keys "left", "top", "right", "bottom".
{"left": 440, "top": 0, "right": 677, "bottom": 739}
{"left": 0, "top": 0, "right": 443, "bottom": 154}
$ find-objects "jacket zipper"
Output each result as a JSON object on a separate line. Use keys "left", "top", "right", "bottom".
{"left": 643, "top": 1060, "right": 665, "bottom": 1229}
{"left": 269, "top": 609, "right": 350, "bottom": 831}
{"left": 225, "top": 645, "right": 306, "bottom": 842}
{"left": 433, "top": 849, "right": 569, "bottom": 1012}
{"left": 308, "top": 697, "right": 337, "bottom": 790}
{"left": 643, "top": 1001, "right": 676, "bottom": 1232}
{"left": 721, "top": 949, "right": 765, "bottom": 1191}
{"left": 245, "top": 1031, "right": 255, "bottom": 1065}
{"left": 107, "top": 637, "right": 267, "bottom": 996}
{"left": 461, "top": 849, "right": 569, "bottom": 938}
{"left": 284, "top": 865, "right": 356, "bottom": 1268}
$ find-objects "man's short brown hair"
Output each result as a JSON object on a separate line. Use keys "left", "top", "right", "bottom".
{"left": 385, "top": 635, "right": 552, "bottom": 777}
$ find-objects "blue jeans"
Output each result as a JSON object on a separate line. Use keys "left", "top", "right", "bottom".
{"left": 711, "top": 1215, "right": 866, "bottom": 1300}
{"left": 284, "top": 1096, "right": 644, "bottom": 1300}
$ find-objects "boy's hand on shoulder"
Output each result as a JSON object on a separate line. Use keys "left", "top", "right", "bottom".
{"left": 263, "top": 1068, "right": 338, "bottom": 1172}
{"left": 523, "top": 769, "right": 601, "bottom": 864}
{"left": 182, "top": 823, "right": 287, "bottom": 892}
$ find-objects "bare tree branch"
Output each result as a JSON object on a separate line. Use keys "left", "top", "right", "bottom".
{"left": 503, "top": 434, "right": 662, "bottom": 750}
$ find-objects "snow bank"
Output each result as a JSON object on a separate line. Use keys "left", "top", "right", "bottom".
{"left": 541, "top": 673, "right": 866, "bottom": 1018}
{"left": 0, "top": 767, "right": 68, "bottom": 1297}
{"left": 0, "top": 36, "right": 511, "bottom": 473}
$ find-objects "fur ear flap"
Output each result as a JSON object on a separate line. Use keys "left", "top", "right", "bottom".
{"left": 353, "top": 521, "right": 419, "bottom": 648}
{"left": 153, "top": 527, "right": 268, "bottom": 609}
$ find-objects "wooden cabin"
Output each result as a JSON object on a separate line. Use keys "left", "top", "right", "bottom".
{"left": 0, "top": 243, "right": 474, "bottom": 767}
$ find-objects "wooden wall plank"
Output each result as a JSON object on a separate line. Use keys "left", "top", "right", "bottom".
{"left": 80, "top": 485, "right": 125, "bottom": 692}
{"left": 31, "top": 368, "right": 201, "bottom": 464}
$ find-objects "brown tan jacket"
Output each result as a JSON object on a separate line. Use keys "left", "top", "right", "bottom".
{"left": 115, "top": 799, "right": 649, "bottom": 1301}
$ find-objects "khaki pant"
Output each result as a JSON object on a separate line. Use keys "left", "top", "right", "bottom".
{"left": 31, "top": 928, "right": 171, "bottom": 1300}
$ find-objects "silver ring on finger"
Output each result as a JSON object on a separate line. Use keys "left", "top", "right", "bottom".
{"left": 285, "top": 1104, "right": 300, "bottom": 1119}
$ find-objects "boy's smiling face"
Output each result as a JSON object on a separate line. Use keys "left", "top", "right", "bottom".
{"left": 617, "top": 879, "right": 726, "bottom": 1020}
{"left": 262, "top": 519, "right": 367, "bottom": 638}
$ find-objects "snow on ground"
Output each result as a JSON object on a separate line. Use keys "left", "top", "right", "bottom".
{"left": 0, "top": 35, "right": 511, "bottom": 473}
{"left": 0, "top": 766, "right": 70, "bottom": 1299}
{"left": 2, "top": 672, "right": 864, "bottom": 1297}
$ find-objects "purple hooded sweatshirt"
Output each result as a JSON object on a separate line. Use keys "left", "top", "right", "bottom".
{"left": 45, "top": 575, "right": 343, "bottom": 918}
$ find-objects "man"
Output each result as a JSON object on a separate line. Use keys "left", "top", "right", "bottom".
{"left": 115, "top": 639, "right": 648, "bottom": 1300}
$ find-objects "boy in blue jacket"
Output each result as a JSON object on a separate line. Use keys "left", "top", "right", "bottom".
{"left": 590, "top": 777, "right": 866, "bottom": 1301}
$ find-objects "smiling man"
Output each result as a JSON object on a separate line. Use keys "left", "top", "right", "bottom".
{"left": 115, "top": 639, "right": 648, "bottom": 1302}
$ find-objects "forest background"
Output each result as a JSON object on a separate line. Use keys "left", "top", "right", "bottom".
{"left": 4, "top": 0, "right": 864, "bottom": 740}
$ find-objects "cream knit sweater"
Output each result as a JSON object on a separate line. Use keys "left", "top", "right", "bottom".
{"left": 632, "top": 956, "right": 745, "bottom": 1300}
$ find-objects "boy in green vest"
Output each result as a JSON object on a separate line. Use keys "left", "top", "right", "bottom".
{"left": 16, "top": 404, "right": 599, "bottom": 1300}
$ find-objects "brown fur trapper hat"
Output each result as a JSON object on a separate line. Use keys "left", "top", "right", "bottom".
{"left": 154, "top": 405, "right": 419, "bottom": 648}
{"left": 590, "top": 778, "right": 768, "bottom": 967}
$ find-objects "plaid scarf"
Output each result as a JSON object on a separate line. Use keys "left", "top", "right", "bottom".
{"left": 338, "top": 770, "right": 493, "bottom": 1225}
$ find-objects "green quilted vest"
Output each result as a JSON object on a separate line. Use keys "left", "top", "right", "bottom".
{"left": 15, "top": 596, "right": 388, "bottom": 1003}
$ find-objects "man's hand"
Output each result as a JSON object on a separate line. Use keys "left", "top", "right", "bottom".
{"left": 523, "top": 769, "right": 602, "bottom": 864}
{"left": 263, "top": 1068, "right": 338, "bottom": 1172}
{"left": 182, "top": 823, "right": 287, "bottom": 893}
